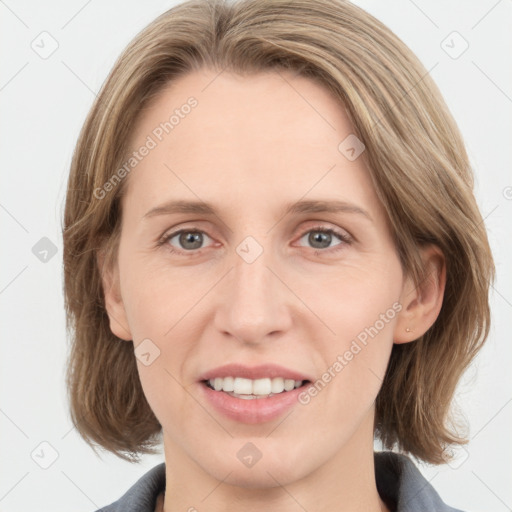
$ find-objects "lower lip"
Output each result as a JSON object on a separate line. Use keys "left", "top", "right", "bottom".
{"left": 200, "top": 382, "right": 309, "bottom": 424}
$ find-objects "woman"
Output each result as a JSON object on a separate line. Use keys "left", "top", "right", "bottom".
{"left": 62, "top": 0, "right": 494, "bottom": 511}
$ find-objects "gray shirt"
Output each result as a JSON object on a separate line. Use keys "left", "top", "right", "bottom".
{"left": 94, "top": 451, "right": 464, "bottom": 511}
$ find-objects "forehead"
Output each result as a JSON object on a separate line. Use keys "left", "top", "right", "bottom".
{"left": 121, "top": 68, "right": 379, "bottom": 220}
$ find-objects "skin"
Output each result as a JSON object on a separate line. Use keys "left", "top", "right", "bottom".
{"left": 101, "top": 68, "right": 446, "bottom": 512}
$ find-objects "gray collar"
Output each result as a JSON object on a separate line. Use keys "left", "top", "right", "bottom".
{"left": 96, "top": 451, "right": 464, "bottom": 512}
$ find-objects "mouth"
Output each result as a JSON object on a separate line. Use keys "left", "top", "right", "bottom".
{"left": 202, "top": 377, "right": 311, "bottom": 400}
{"left": 198, "top": 363, "right": 314, "bottom": 422}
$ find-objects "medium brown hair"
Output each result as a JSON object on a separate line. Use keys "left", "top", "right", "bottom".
{"left": 63, "top": 0, "right": 494, "bottom": 464}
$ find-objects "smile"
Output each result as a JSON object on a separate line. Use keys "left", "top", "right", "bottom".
{"left": 204, "top": 376, "right": 307, "bottom": 399}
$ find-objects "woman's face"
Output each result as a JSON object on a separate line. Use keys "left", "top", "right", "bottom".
{"left": 106, "top": 68, "right": 411, "bottom": 487}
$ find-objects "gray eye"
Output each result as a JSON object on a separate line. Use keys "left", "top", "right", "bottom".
{"left": 169, "top": 231, "right": 211, "bottom": 251}
{"left": 299, "top": 230, "right": 343, "bottom": 250}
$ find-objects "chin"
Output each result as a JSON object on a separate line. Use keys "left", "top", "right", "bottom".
{"left": 217, "top": 463, "right": 303, "bottom": 489}
{"left": 198, "top": 445, "right": 312, "bottom": 489}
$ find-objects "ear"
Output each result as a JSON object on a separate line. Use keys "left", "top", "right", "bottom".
{"left": 97, "top": 247, "right": 132, "bottom": 341}
{"left": 393, "top": 244, "right": 446, "bottom": 344}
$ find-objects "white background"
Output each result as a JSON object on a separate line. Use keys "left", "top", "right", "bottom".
{"left": 1, "top": 1, "right": 511, "bottom": 511}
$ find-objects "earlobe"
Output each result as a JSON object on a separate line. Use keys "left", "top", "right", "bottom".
{"left": 394, "top": 245, "right": 446, "bottom": 344}
{"left": 97, "top": 248, "right": 132, "bottom": 341}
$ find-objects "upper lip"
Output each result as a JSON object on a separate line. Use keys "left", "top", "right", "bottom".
{"left": 198, "top": 363, "right": 313, "bottom": 382}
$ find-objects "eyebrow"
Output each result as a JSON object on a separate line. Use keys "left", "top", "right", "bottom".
{"left": 142, "top": 199, "right": 372, "bottom": 222}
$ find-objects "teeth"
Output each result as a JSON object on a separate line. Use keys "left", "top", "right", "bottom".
{"left": 222, "top": 376, "right": 234, "bottom": 392}
{"left": 234, "top": 377, "right": 253, "bottom": 394}
{"left": 213, "top": 378, "right": 223, "bottom": 391}
{"left": 284, "top": 379, "right": 295, "bottom": 391}
{"left": 207, "top": 377, "right": 304, "bottom": 396}
{"left": 252, "top": 378, "right": 272, "bottom": 395}
{"left": 271, "top": 378, "right": 285, "bottom": 394}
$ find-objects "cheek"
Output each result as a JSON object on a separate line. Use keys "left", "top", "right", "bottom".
{"left": 299, "top": 263, "right": 402, "bottom": 405}
{"left": 304, "top": 259, "right": 402, "bottom": 342}
{"left": 120, "top": 255, "right": 206, "bottom": 340}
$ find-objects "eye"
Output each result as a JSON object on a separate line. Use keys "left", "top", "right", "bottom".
{"left": 296, "top": 227, "right": 351, "bottom": 253}
{"left": 158, "top": 229, "right": 214, "bottom": 254}
{"left": 157, "top": 225, "right": 352, "bottom": 256}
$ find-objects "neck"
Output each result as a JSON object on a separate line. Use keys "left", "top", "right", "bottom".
{"left": 160, "top": 413, "right": 388, "bottom": 512}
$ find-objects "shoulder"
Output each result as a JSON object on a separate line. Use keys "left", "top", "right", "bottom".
{"left": 93, "top": 462, "right": 166, "bottom": 512}
{"left": 375, "top": 451, "right": 465, "bottom": 512}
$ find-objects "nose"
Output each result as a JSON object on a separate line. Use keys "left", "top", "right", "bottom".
{"left": 213, "top": 239, "right": 293, "bottom": 346}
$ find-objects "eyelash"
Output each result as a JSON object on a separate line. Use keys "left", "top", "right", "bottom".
{"left": 156, "top": 226, "right": 352, "bottom": 256}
